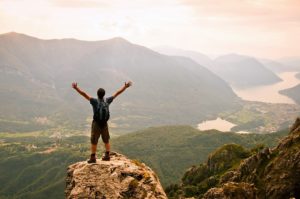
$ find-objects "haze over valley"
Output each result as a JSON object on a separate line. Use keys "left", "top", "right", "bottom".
{"left": 155, "top": 46, "right": 300, "bottom": 133}
{"left": 1, "top": 32, "right": 300, "bottom": 135}
{"left": 0, "top": 32, "right": 240, "bottom": 134}
{"left": 1, "top": 0, "right": 300, "bottom": 198}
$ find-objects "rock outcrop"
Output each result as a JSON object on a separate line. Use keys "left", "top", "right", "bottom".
{"left": 166, "top": 144, "right": 251, "bottom": 198}
{"left": 205, "top": 117, "right": 300, "bottom": 199}
{"left": 202, "top": 182, "right": 257, "bottom": 199}
{"left": 166, "top": 118, "right": 300, "bottom": 199}
{"left": 65, "top": 152, "right": 167, "bottom": 199}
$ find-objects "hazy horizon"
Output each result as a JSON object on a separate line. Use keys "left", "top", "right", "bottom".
{"left": 1, "top": 0, "right": 300, "bottom": 59}
{"left": 1, "top": 31, "right": 299, "bottom": 62}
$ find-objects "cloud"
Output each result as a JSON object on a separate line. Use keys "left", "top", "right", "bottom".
{"left": 50, "top": 0, "right": 108, "bottom": 8}
{"left": 0, "top": 0, "right": 299, "bottom": 58}
{"left": 177, "top": 0, "right": 300, "bottom": 59}
{"left": 180, "top": 0, "right": 300, "bottom": 28}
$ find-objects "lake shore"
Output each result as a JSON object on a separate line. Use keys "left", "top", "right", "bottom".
{"left": 232, "top": 72, "right": 300, "bottom": 104}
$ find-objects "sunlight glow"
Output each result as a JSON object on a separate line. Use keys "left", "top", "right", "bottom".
{"left": 0, "top": 0, "right": 299, "bottom": 59}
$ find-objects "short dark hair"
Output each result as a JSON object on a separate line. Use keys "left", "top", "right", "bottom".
{"left": 97, "top": 88, "right": 105, "bottom": 99}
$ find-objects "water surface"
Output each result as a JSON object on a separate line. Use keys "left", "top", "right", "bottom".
{"left": 197, "top": 117, "right": 250, "bottom": 134}
{"left": 232, "top": 72, "right": 300, "bottom": 104}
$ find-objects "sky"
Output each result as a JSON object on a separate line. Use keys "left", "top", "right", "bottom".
{"left": 0, "top": 0, "right": 299, "bottom": 59}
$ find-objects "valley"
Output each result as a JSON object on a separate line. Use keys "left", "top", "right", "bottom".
{"left": 0, "top": 32, "right": 239, "bottom": 134}
{"left": 0, "top": 32, "right": 299, "bottom": 199}
{"left": 232, "top": 71, "right": 300, "bottom": 104}
{"left": 1, "top": 0, "right": 300, "bottom": 197}
{"left": 219, "top": 101, "right": 300, "bottom": 133}
{"left": 0, "top": 125, "right": 289, "bottom": 199}
{"left": 1, "top": 33, "right": 299, "bottom": 136}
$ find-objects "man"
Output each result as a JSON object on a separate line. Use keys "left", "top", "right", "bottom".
{"left": 72, "top": 81, "right": 132, "bottom": 163}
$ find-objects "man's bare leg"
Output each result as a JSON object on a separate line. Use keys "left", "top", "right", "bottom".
{"left": 88, "top": 144, "right": 97, "bottom": 163}
{"left": 105, "top": 142, "right": 110, "bottom": 152}
{"left": 91, "top": 144, "right": 97, "bottom": 154}
{"left": 102, "top": 142, "right": 111, "bottom": 161}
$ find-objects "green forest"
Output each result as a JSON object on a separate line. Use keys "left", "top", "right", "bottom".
{"left": 0, "top": 126, "right": 289, "bottom": 198}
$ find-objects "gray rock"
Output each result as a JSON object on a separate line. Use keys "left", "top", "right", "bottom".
{"left": 213, "top": 118, "right": 300, "bottom": 199}
{"left": 65, "top": 152, "right": 167, "bottom": 199}
{"left": 202, "top": 182, "right": 258, "bottom": 199}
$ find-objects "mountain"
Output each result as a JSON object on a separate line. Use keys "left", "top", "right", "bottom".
{"left": 154, "top": 47, "right": 282, "bottom": 89}
{"left": 65, "top": 152, "right": 167, "bottom": 199}
{"left": 214, "top": 54, "right": 282, "bottom": 88}
{"left": 112, "top": 125, "right": 288, "bottom": 186}
{"left": 279, "top": 83, "right": 300, "bottom": 105}
{"left": 0, "top": 32, "right": 239, "bottom": 133}
{"left": 0, "top": 145, "right": 85, "bottom": 199}
{"left": 279, "top": 57, "right": 300, "bottom": 71}
{"left": 166, "top": 144, "right": 253, "bottom": 198}
{"left": 0, "top": 125, "right": 289, "bottom": 198}
{"left": 154, "top": 46, "right": 215, "bottom": 69}
{"left": 259, "top": 59, "right": 293, "bottom": 73}
{"left": 166, "top": 118, "right": 300, "bottom": 199}
{"left": 261, "top": 57, "right": 300, "bottom": 73}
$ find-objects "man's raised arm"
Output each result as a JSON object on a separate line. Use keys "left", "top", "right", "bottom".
{"left": 72, "top": 82, "right": 91, "bottom": 101}
{"left": 113, "top": 81, "right": 132, "bottom": 99}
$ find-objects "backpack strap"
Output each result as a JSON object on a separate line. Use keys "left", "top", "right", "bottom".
{"left": 97, "top": 98, "right": 103, "bottom": 120}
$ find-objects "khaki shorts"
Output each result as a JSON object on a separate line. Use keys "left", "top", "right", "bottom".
{"left": 91, "top": 121, "right": 110, "bottom": 144}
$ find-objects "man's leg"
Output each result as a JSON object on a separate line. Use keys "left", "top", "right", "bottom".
{"left": 91, "top": 144, "right": 97, "bottom": 154}
{"left": 88, "top": 121, "right": 100, "bottom": 163}
{"left": 101, "top": 125, "right": 110, "bottom": 161}
{"left": 102, "top": 142, "right": 110, "bottom": 161}
{"left": 104, "top": 142, "right": 110, "bottom": 152}
{"left": 88, "top": 144, "right": 97, "bottom": 163}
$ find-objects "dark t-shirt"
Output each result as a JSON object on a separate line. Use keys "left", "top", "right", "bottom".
{"left": 90, "top": 96, "right": 114, "bottom": 125}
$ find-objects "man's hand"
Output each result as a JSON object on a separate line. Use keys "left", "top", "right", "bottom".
{"left": 124, "top": 81, "right": 132, "bottom": 88}
{"left": 113, "top": 81, "right": 133, "bottom": 99}
{"left": 72, "top": 82, "right": 78, "bottom": 89}
{"left": 71, "top": 82, "right": 91, "bottom": 101}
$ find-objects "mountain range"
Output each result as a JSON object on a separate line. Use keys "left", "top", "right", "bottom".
{"left": 0, "top": 32, "right": 239, "bottom": 133}
{"left": 0, "top": 125, "right": 289, "bottom": 198}
{"left": 260, "top": 59, "right": 295, "bottom": 73}
{"left": 279, "top": 84, "right": 300, "bottom": 105}
{"left": 278, "top": 57, "right": 300, "bottom": 71}
{"left": 155, "top": 47, "right": 283, "bottom": 89}
{"left": 112, "top": 125, "right": 288, "bottom": 186}
{"left": 214, "top": 54, "right": 282, "bottom": 88}
{"left": 166, "top": 118, "right": 300, "bottom": 199}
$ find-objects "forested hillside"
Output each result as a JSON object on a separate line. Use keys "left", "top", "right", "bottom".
{"left": 0, "top": 126, "right": 289, "bottom": 198}
{"left": 0, "top": 32, "right": 239, "bottom": 133}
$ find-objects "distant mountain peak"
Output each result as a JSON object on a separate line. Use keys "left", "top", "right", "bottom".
{"left": 1, "top": 31, "right": 19, "bottom": 36}
{"left": 0, "top": 31, "right": 40, "bottom": 41}
{"left": 105, "top": 37, "right": 130, "bottom": 44}
{"left": 0, "top": 32, "right": 132, "bottom": 44}
{"left": 1, "top": 31, "right": 27, "bottom": 37}
{"left": 215, "top": 53, "right": 252, "bottom": 62}
{"left": 2, "top": 31, "right": 31, "bottom": 36}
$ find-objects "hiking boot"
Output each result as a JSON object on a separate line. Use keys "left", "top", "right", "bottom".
{"left": 102, "top": 151, "right": 110, "bottom": 161}
{"left": 87, "top": 154, "right": 96, "bottom": 164}
{"left": 87, "top": 158, "right": 96, "bottom": 163}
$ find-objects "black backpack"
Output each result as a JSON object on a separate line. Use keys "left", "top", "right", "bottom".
{"left": 94, "top": 100, "right": 110, "bottom": 125}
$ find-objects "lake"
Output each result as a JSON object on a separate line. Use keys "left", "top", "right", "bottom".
{"left": 197, "top": 117, "right": 250, "bottom": 134}
{"left": 197, "top": 72, "right": 300, "bottom": 133}
{"left": 198, "top": 72, "right": 300, "bottom": 133}
{"left": 232, "top": 72, "right": 300, "bottom": 104}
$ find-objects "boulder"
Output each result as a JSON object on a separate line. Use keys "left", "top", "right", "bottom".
{"left": 65, "top": 152, "right": 167, "bottom": 199}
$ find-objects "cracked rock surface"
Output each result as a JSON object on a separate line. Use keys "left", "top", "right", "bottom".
{"left": 65, "top": 152, "right": 167, "bottom": 199}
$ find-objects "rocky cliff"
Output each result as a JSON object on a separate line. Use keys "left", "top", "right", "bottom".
{"left": 65, "top": 152, "right": 167, "bottom": 199}
{"left": 166, "top": 118, "right": 300, "bottom": 199}
{"left": 212, "top": 117, "right": 300, "bottom": 199}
